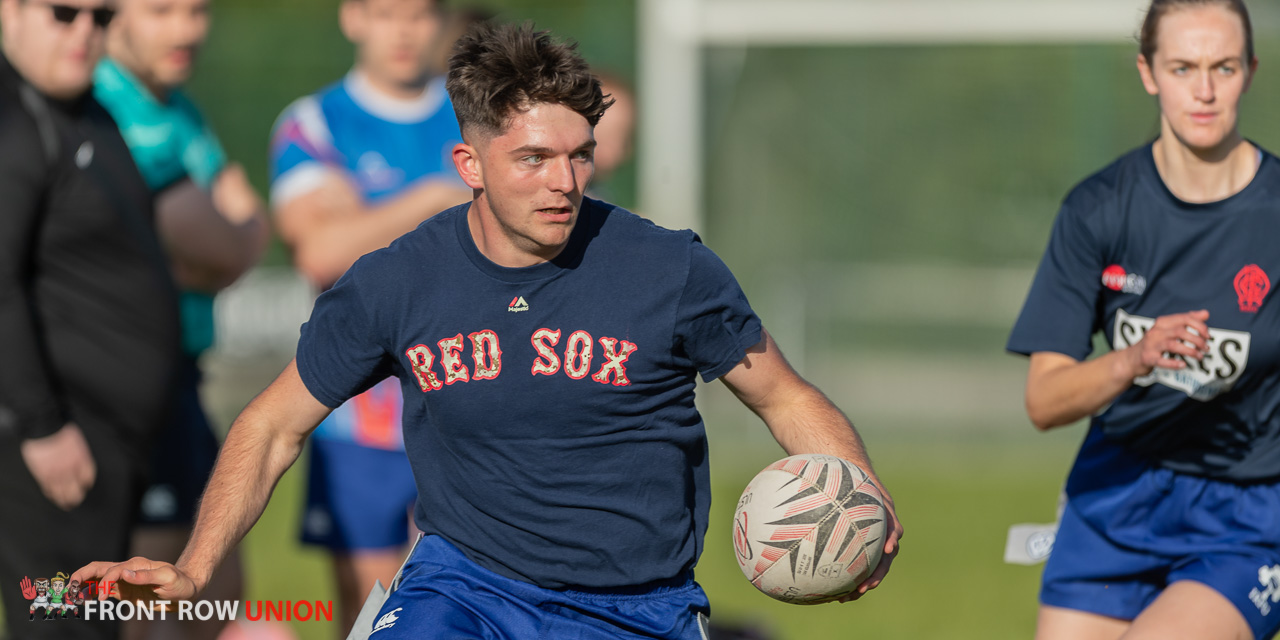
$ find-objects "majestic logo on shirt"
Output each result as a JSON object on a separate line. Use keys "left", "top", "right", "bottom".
{"left": 1102, "top": 265, "right": 1146, "bottom": 295}
{"left": 1114, "top": 309, "right": 1250, "bottom": 401}
{"left": 1234, "top": 265, "right": 1270, "bottom": 313}
{"left": 507, "top": 296, "right": 529, "bottom": 313}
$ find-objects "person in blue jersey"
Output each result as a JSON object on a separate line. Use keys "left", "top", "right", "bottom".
{"left": 75, "top": 21, "right": 902, "bottom": 640}
{"left": 95, "top": 0, "right": 268, "bottom": 638}
{"left": 267, "top": 0, "right": 470, "bottom": 632}
{"left": 1008, "top": 1, "right": 1280, "bottom": 638}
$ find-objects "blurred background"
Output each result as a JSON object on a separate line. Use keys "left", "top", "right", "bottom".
{"left": 185, "top": 0, "right": 1280, "bottom": 638}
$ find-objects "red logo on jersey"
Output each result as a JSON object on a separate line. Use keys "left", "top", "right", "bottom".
{"left": 1102, "top": 265, "right": 1127, "bottom": 291}
{"left": 1102, "top": 265, "right": 1146, "bottom": 294}
{"left": 1234, "top": 265, "right": 1270, "bottom": 313}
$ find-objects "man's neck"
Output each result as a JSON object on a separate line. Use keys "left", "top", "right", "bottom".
{"left": 1152, "top": 123, "right": 1257, "bottom": 204}
{"left": 467, "top": 196, "right": 567, "bottom": 268}
{"left": 354, "top": 67, "right": 429, "bottom": 102}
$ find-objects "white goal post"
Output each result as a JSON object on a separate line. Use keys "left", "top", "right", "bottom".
{"left": 637, "top": 0, "right": 1151, "bottom": 233}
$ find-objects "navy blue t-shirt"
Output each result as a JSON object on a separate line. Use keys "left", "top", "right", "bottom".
{"left": 1009, "top": 144, "right": 1280, "bottom": 481}
{"left": 296, "top": 198, "right": 762, "bottom": 588}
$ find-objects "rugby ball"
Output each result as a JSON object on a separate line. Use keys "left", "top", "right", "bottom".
{"left": 732, "top": 453, "right": 886, "bottom": 604}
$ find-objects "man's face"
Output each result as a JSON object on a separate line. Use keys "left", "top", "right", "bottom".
{"left": 343, "top": 0, "right": 440, "bottom": 88}
{"left": 108, "top": 0, "right": 209, "bottom": 90}
{"left": 462, "top": 103, "right": 596, "bottom": 261}
{"left": 1, "top": 0, "right": 114, "bottom": 99}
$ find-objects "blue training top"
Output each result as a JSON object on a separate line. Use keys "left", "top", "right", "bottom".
{"left": 269, "top": 71, "right": 464, "bottom": 451}
{"left": 1008, "top": 143, "right": 1280, "bottom": 481}
{"left": 94, "top": 57, "right": 229, "bottom": 358}
{"left": 295, "top": 199, "right": 762, "bottom": 589}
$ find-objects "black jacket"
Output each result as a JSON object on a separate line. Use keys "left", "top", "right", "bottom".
{"left": 0, "top": 54, "right": 179, "bottom": 451}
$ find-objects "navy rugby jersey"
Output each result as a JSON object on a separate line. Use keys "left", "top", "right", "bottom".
{"left": 296, "top": 198, "right": 762, "bottom": 588}
{"left": 1009, "top": 143, "right": 1280, "bottom": 481}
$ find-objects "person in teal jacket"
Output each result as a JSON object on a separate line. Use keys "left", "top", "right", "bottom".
{"left": 93, "top": 1, "right": 268, "bottom": 638}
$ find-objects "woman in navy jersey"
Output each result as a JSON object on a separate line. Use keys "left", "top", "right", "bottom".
{"left": 1008, "top": 1, "right": 1280, "bottom": 638}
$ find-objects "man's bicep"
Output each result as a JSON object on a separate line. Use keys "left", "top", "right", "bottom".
{"left": 251, "top": 360, "right": 334, "bottom": 440}
{"left": 719, "top": 328, "right": 802, "bottom": 413}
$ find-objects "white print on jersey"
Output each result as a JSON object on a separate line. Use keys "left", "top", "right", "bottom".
{"left": 1249, "top": 565, "right": 1280, "bottom": 616}
{"left": 371, "top": 607, "right": 402, "bottom": 634}
{"left": 508, "top": 296, "right": 530, "bottom": 313}
{"left": 1113, "top": 309, "right": 1251, "bottom": 402}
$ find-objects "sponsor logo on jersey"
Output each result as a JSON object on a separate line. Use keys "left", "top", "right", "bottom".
{"left": 1234, "top": 264, "right": 1270, "bottom": 313}
{"left": 74, "top": 142, "right": 94, "bottom": 169}
{"left": 1101, "top": 265, "right": 1146, "bottom": 295}
{"left": 356, "top": 151, "right": 404, "bottom": 192}
{"left": 1114, "top": 309, "right": 1250, "bottom": 401}
{"left": 1249, "top": 564, "right": 1280, "bottom": 616}
{"left": 507, "top": 296, "right": 529, "bottom": 313}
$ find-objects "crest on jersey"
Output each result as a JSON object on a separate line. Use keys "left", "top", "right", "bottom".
{"left": 1102, "top": 265, "right": 1146, "bottom": 295}
{"left": 1234, "top": 265, "right": 1270, "bottom": 313}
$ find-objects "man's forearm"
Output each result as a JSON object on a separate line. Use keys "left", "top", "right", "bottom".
{"left": 287, "top": 180, "right": 470, "bottom": 287}
{"left": 762, "top": 381, "right": 875, "bottom": 475}
{"left": 174, "top": 369, "right": 318, "bottom": 591}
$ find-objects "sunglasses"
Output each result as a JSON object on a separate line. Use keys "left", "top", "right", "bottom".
{"left": 42, "top": 3, "right": 116, "bottom": 29}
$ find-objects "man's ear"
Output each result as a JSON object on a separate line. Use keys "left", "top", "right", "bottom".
{"left": 453, "top": 142, "right": 485, "bottom": 190}
{"left": 338, "top": 0, "right": 365, "bottom": 45}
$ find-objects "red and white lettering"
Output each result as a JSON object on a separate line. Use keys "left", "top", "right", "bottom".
{"left": 531, "top": 328, "right": 562, "bottom": 376}
{"left": 563, "top": 330, "right": 594, "bottom": 379}
{"left": 404, "top": 344, "right": 442, "bottom": 392}
{"left": 437, "top": 334, "right": 470, "bottom": 385}
{"left": 469, "top": 330, "right": 502, "bottom": 380}
{"left": 592, "top": 337, "right": 637, "bottom": 386}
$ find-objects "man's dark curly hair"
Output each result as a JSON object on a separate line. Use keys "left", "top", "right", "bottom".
{"left": 447, "top": 21, "right": 613, "bottom": 140}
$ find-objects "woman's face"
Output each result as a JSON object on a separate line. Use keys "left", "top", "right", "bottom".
{"left": 1138, "top": 4, "right": 1255, "bottom": 153}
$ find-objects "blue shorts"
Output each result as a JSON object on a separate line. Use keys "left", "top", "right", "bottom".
{"left": 370, "top": 535, "right": 710, "bottom": 639}
{"left": 301, "top": 438, "right": 417, "bottom": 551}
{"left": 1043, "top": 434, "right": 1280, "bottom": 639}
{"left": 138, "top": 356, "right": 220, "bottom": 526}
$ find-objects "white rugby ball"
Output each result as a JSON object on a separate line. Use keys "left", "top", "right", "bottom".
{"left": 732, "top": 453, "right": 886, "bottom": 604}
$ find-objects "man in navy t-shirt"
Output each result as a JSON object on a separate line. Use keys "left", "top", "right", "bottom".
{"left": 75, "top": 22, "right": 902, "bottom": 638}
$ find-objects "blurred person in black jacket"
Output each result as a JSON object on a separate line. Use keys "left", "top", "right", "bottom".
{"left": 0, "top": 0, "right": 180, "bottom": 638}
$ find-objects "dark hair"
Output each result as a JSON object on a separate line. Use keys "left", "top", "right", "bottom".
{"left": 1140, "top": 0, "right": 1254, "bottom": 63}
{"left": 446, "top": 21, "right": 612, "bottom": 139}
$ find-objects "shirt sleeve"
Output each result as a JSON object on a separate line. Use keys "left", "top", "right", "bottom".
{"left": 1006, "top": 197, "right": 1107, "bottom": 361}
{"left": 673, "top": 239, "right": 763, "bottom": 382}
{"left": 0, "top": 106, "right": 67, "bottom": 439}
{"left": 268, "top": 96, "right": 340, "bottom": 207}
{"left": 173, "top": 93, "right": 228, "bottom": 190}
{"left": 295, "top": 263, "right": 394, "bottom": 408}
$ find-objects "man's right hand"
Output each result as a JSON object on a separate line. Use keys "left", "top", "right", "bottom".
{"left": 21, "top": 423, "right": 96, "bottom": 510}
{"left": 72, "top": 558, "right": 200, "bottom": 605}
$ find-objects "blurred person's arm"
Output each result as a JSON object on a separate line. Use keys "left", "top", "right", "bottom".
{"left": 0, "top": 109, "right": 95, "bottom": 510}
{"left": 73, "top": 360, "right": 330, "bottom": 601}
{"left": 720, "top": 328, "right": 901, "bottom": 600}
{"left": 156, "top": 164, "right": 269, "bottom": 293}
{"left": 1024, "top": 309, "right": 1210, "bottom": 430}
{"left": 274, "top": 173, "right": 469, "bottom": 288}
